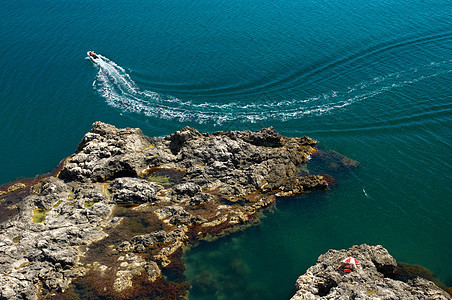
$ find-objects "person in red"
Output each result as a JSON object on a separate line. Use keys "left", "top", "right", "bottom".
{"left": 340, "top": 257, "right": 359, "bottom": 273}
{"left": 88, "top": 51, "right": 98, "bottom": 59}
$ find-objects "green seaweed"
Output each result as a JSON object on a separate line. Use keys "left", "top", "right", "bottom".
{"left": 56, "top": 272, "right": 189, "bottom": 300}
{"left": 366, "top": 287, "right": 377, "bottom": 295}
{"left": 84, "top": 200, "right": 97, "bottom": 208}
{"left": 32, "top": 208, "right": 48, "bottom": 223}
{"left": 141, "top": 167, "right": 185, "bottom": 187}
{"left": 146, "top": 175, "right": 171, "bottom": 186}
{"left": 394, "top": 262, "right": 448, "bottom": 291}
{"left": 53, "top": 200, "right": 63, "bottom": 208}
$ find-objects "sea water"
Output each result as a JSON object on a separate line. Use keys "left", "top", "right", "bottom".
{"left": 0, "top": 0, "right": 450, "bottom": 298}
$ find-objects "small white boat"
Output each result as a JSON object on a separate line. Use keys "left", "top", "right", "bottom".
{"left": 87, "top": 51, "right": 99, "bottom": 60}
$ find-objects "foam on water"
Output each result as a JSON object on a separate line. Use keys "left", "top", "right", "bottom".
{"left": 89, "top": 53, "right": 452, "bottom": 126}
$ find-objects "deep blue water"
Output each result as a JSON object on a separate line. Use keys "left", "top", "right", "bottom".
{"left": 0, "top": 0, "right": 451, "bottom": 298}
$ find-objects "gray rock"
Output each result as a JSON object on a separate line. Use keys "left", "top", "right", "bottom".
{"left": 170, "top": 182, "right": 211, "bottom": 205}
{"left": 166, "top": 126, "right": 203, "bottom": 155}
{"left": 73, "top": 183, "right": 107, "bottom": 203}
{"left": 155, "top": 205, "right": 205, "bottom": 226}
{"left": 41, "top": 245, "right": 78, "bottom": 266}
{"left": 0, "top": 122, "right": 342, "bottom": 299}
{"left": 130, "top": 229, "right": 185, "bottom": 251}
{"left": 0, "top": 276, "right": 37, "bottom": 300}
{"left": 291, "top": 244, "right": 450, "bottom": 300}
{"left": 221, "top": 127, "right": 287, "bottom": 147}
{"left": 172, "top": 182, "right": 201, "bottom": 198}
{"left": 109, "top": 177, "right": 162, "bottom": 203}
{"left": 58, "top": 121, "right": 151, "bottom": 182}
{"left": 57, "top": 122, "right": 328, "bottom": 199}
{"left": 32, "top": 177, "right": 70, "bottom": 210}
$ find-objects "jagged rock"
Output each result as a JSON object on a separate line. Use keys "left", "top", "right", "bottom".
{"left": 221, "top": 127, "right": 287, "bottom": 147}
{"left": 154, "top": 205, "right": 205, "bottom": 226}
{"left": 170, "top": 182, "right": 211, "bottom": 205}
{"left": 73, "top": 183, "right": 107, "bottom": 203}
{"left": 58, "top": 121, "right": 151, "bottom": 182}
{"left": 32, "top": 177, "right": 70, "bottom": 210}
{"left": 172, "top": 182, "right": 201, "bottom": 198}
{"left": 109, "top": 177, "right": 162, "bottom": 204}
{"left": 130, "top": 229, "right": 186, "bottom": 251}
{"left": 167, "top": 126, "right": 203, "bottom": 155}
{"left": 0, "top": 183, "right": 27, "bottom": 197}
{"left": 0, "top": 276, "right": 37, "bottom": 300}
{"left": 41, "top": 245, "right": 78, "bottom": 266}
{"left": 113, "top": 253, "right": 151, "bottom": 292}
{"left": 145, "top": 261, "right": 161, "bottom": 281}
{"left": 0, "top": 122, "right": 352, "bottom": 299}
{"left": 291, "top": 244, "right": 450, "bottom": 299}
{"left": 297, "top": 175, "right": 329, "bottom": 190}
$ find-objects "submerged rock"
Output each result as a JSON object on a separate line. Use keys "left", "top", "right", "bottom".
{"left": 0, "top": 122, "right": 348, "bottom": 299}
{"left": 291, "top": 244, "right": 450, "bottom": 299}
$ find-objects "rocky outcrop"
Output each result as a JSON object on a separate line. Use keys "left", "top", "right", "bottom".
{"left": 109, "top": 177, "right": 162, "bottom": 204}
{"left": 58, "top": 122, "right": 152, "bottom": 182}
{"left": 0, "top": 122, "right": 351, "bottom": 299}
{"left": 291, "top": 244, "right": 450, "bottom": 299}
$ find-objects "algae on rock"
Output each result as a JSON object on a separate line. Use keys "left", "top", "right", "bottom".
{"left": 0, "top": 122, "right": 356, "bottom": 299}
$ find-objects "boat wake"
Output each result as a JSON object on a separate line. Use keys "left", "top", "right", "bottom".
{"left": 88, "top": 53, "right": 452, "bottom": 125}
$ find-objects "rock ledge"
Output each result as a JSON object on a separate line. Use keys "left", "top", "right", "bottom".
{"left": 291, "top": 244, "right": 450, "bottom": 299}
{"left": 0, "top": 122, "right": 354, "bottom": 299}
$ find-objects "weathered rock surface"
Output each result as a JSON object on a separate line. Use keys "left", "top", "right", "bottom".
{"left": 109, "top": 177, "right": 162, "bottom": 204}
{"left": 0, "top": 122, "right": 351, "bottom": 299}
{"left": 291, "top": 244, "right": 450, "bottom": 300}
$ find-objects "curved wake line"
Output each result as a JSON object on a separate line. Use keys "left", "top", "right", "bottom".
{"left": 88, "top": 54, "right": 452, "bottom": 125}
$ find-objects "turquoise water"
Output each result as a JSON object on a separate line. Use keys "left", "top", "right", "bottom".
{"left": 1, "top": 0, "right": 451, "bottom": 298}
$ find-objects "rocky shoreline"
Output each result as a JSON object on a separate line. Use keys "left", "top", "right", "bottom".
{"left": 0, "top": 122, "right": 335, "bottom": 299}
{"left": 1, "top": 122, "right": 447, "bottom": 299}
{"left": 291, "top": 244, "right": 451, "bottom": 299}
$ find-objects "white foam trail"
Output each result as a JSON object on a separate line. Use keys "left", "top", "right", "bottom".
{"left": 363, "top": 187, "right": 369, "bottom": 198}
{"left": 88, "top": 54, "right": 452, "bottom": 125}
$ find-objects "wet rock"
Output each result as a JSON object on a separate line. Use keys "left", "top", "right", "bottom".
{"left": 310, "top": 150, "right": 360, "bottom": 173}
{"left": 155, "top": 205, "right": 205, "bottom": 226}
{"left": 170, "top": 182, "right": 211, "bottom": 205}
{"left": 145, "top": 261, "right": 161, "bottom": 281}
{"left": 297, "top": 175, "right": 329, "bottom": 190}
{"left": 291, "top": 244, "right": 450, "bottom": 299}
{"left": 0, "top": 183, "right": 27, "bottom": 197}
{"left": 130, "top": 229, "right": 186, "bottom": 251}
{"left": 116, "top": 241, "right": 132, "bottom": 252}
{"left": 113, "top": 253, "right": 154, "bottom": 292}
